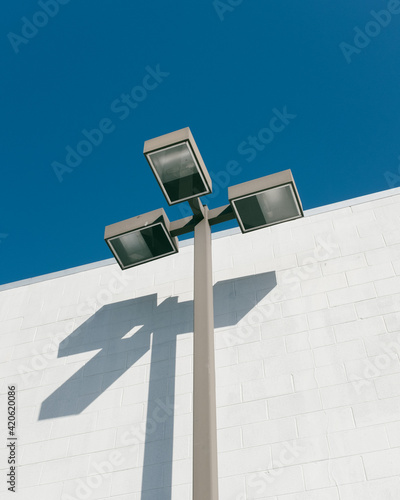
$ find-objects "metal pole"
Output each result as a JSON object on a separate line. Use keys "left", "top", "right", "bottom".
{"left": 193, "top": 206, "right": 219, "bottom": 500}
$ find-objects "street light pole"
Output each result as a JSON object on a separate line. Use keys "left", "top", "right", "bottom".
{"left": 192, "top": 205, "right": 219, "bottom": 499}
{"left": 105, "top": 127, "right": 304, "bottom": 500}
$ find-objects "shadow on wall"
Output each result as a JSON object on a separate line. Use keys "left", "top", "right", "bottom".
{"left": 39, "top": 271, "right": 277, "bottom": 498}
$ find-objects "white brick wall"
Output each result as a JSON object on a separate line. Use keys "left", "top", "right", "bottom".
{"left": 1, "top": 188, "right": 400, "bottom": 499}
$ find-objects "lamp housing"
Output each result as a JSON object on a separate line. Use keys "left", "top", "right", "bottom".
{"left": 228, "top": 169, "right": 303, "bottom": 233}
{"left": 144, "top": 127, "right": 212, "bottom": 205}
{"left": 104, "top": 208, "right": 178, "bottom": 270}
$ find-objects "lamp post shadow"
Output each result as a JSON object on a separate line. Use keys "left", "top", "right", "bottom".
{"left": 39, "top": 271, "right": 277, "bottom": 499}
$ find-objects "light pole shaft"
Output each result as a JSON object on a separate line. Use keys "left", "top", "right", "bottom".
{"left": 193, "top": 206, "right": 219, "bottom": 500}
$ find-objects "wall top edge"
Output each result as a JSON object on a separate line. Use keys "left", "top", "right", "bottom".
{"left": 1, "top": 186, "right": 400, "bottom": 292}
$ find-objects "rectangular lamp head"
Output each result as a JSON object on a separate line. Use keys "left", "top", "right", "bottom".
{"left": 144, "top": 127, "right": 212, "bottom": 205}
{"left": 228, "top": 170, "right": 303, "bottom": 233}
{"left": 104, "top": 208, "right": 179, "bottom": 270}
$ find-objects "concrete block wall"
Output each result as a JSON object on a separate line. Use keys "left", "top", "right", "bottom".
{"left": 0, "top": 187, "right": 400, "bottom": 499}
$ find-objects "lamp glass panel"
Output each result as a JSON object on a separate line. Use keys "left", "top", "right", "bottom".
{"left": 109, "top": 223, "right": 176, "bottom": 268}
{"left": 148, "top": 143, "right": 208, "bottom": 203}
{"left": 234, "top": 184, "right": 301, "bottom": 231}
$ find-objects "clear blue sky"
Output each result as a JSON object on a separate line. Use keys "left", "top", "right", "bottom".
{"left": 1, "top": 0, "right": 399, "bottom": 285}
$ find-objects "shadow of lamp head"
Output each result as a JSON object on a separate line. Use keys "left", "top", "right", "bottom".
{"left": 39, "top": 272, "right": 276, "bottom": 420}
